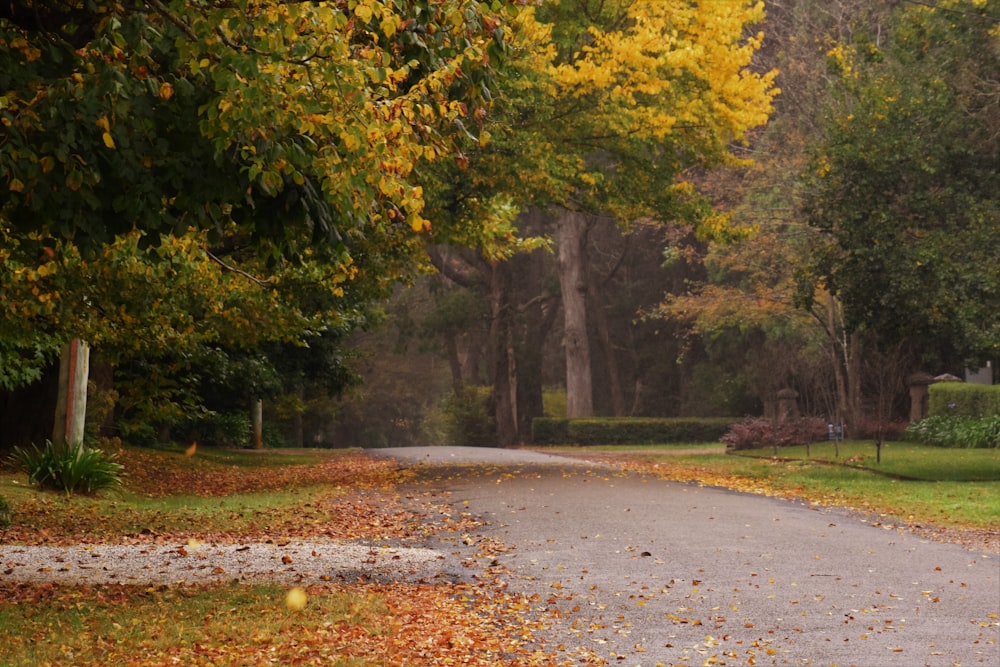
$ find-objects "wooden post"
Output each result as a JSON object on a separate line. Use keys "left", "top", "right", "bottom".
{"left": 52, "top": 338, "right": 90, "bottom": 447}
{"left": 252, "top": 398, "right": 263, "bottom": 449}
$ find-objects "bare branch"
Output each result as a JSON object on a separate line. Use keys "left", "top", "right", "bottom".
{"left": 205, "top": 250, "right": 270, "bottom": 287}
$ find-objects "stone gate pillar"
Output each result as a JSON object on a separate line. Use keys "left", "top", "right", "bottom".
{"left": 776, "top": 388, "right": 799, "bottom": 423}
{"left": 907, "top": 372, "right": 934, "bottom": 422}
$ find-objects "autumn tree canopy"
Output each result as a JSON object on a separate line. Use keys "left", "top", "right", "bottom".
{"left": 1, "top": 0, "right": 510, "bottom": 248}
{"left": 501, "top": 0, "right": 778, "bottom": 418}
{"left": 0, "top": 0, "right": 520, "bottom": 395}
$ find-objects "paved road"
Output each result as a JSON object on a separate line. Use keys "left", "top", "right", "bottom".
{"left": 373, "top": 446, "right": 1000, "bottom": 667}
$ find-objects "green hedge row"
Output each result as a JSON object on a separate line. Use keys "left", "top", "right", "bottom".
{"left": 531, "top": 417, "right": 736, "bottom": 445}
{"left": 929, "top": 383, "right": 1000, "bottom": 418}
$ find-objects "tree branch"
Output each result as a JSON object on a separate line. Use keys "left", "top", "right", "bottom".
{"left": 205, "top": 250, "right": 270, "bottom": 286}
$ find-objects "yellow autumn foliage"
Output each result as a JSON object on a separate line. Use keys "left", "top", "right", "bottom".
{"left": 478, "top": 0, "right": 777, "bottom": 235}
{"left": 537, "top": 0, "right": 777, "bottom": 145}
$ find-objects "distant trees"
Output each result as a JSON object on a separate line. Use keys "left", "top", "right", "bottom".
{"left": 415, "top": 1, "right": 776, "bottom": 441}
{"left": 653, "top": 0, "right": 999, "bottom": 438}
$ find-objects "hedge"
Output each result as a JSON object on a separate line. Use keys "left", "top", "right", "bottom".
{"left": 531, "top": 417, "right": 736, "bottom": 445}
{"left": 531, "top": 418, "right": 569, "bottom": 445}
{"left": 929, "top": 383, "right": 1000, "bottom": 418}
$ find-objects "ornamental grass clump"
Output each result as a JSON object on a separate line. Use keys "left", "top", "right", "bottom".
{"left": 9, "top": 440, "right": 124, "bottom": 495}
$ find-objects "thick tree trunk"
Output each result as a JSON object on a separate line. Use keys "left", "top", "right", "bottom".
{"left": 555, "top": 209, "right": 594, "bottom": 418}
{"left": 516, "top": 293, "right": 559, "bottom": 437}
{"left": 489, "top": 261, "right": 518, "bottom": 446}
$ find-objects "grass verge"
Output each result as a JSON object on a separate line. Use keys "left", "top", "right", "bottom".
{"left": 0, "top": 446, "right": 424, "bottom": 545}
{"left": 537, "top": 441, "right": 1000, "bottom": 531}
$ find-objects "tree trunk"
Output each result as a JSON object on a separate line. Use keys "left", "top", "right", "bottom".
{"left": 588, "top": 262, "right": 627, "bottom": 416}
{"left": 517, "top": 293, "right": 559, "bottom": 437}
{"left": 824, "top": 294, "right": 863, "bottom": 442}
{"left": 489, "top": 261, "right": 518, "bottom": 446}
{"left": 847, "top": 331, "right": 863, "bottom": 435}
{"left": 52, "top": 338, "right": 90, "bottom": 448}
{"left": 444, "top": 332, "right": 464, "bottom": 393}
{"left": 251, "top": 398, "right": 263, "bottom": 449}
{"left": 555, "top": 209, "right": 594, "bottom": 417}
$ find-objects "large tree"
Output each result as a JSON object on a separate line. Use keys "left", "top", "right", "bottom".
{"left": 493, "top": 1, "right": 777, "bottom": 417}
{"left": 416, "top": 1, "right": 777, "bottom": 440}
{"left": 803, "top": 0, "right": 1000, "bottom": 365}
{"left": 1, "top": 0, "right": 511, "bottom": 250}
{"left": 0, "top": 0, "right": 524, "bottom": 439}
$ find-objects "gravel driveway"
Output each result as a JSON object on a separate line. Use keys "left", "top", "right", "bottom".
{"left": 0, "top": 540, "right": 445, "bottom": 586}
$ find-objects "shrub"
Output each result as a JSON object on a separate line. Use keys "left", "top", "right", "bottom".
{"left": 906, "top": 415, "right": 1000, "bottom": 448}
{"left": 722, "top": 417, "right": 829, "bottom": 451}
{"left": 9, "top": 440, "right": 125, "bottom": 495}
{"left": 0, "top": 496, "right": 11, "bottom": 529}
{"left": 569, "top": 417, "right": 734, "bottom": 445}
{"left": 929, "top": 383, "right": 1000, "bottom": 418}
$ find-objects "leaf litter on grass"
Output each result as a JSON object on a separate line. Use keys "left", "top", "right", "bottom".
{"left": 0, "top": 447, "right": 604, "bottom": 666}
{"left": 0, "top": 578, "right": 604, "bottom": 666}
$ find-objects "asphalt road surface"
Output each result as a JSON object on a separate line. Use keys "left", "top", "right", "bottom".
{"left": 373, "top": 446, "right": 1000, "bottom": 667}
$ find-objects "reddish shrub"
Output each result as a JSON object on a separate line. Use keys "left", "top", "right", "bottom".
{"left": 722, "top": 417, "right": 828, "bottom": 451}
{"left": 855, "top": 418, "right": 909, "bottom": 441}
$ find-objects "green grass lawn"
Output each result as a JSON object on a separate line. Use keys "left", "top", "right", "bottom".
{"left": 731, "top": 440, "right": 1000, "bottom": 481}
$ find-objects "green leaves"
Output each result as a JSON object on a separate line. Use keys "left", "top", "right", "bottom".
{"left": 1, "top": 0, "right": 515, "bottom": 258}
{"left": 803, "top": 1, "right": 1000, "bottom": 361}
